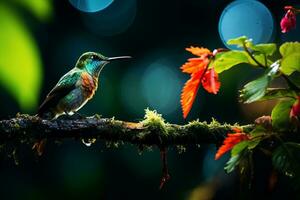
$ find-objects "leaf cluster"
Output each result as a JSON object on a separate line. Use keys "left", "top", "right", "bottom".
{"left": 212, "top": 36, "right": 300, "bottom": 189}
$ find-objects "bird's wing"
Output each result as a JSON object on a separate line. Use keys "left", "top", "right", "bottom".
{"left": 38, "top": 69, "right": 81, "bottom": 115}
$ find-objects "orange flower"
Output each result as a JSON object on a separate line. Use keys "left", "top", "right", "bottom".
{"left": 180, "top": 47, "right": 221, "bottom": 118}
{"left": 215, "top": 128, "right": 249, "bottom": 160}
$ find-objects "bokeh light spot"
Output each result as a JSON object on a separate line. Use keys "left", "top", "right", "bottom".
{"left": 69, "top": 0, "right": 113, "bottom": 13}
{"left": 141, "top": 60, "right": 181, "bottom": 114}
{"left": 219, "top": 0, "right": 274, "bottom": 49}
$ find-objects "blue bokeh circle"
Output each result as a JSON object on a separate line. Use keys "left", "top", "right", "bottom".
{"left": 69, "top": 0, "right": 114, "bottom": 13}
{"left": 219, "top": 0, "right": 275, "bottom": 49}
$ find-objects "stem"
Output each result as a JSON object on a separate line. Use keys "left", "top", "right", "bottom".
{"left": 263, "top": 54, "right": 267, "bottom": 67}
{"left": 242, "top": 42, "right": 266, "bottom": 68}
{"left": 159, "top": 147, "right": 170, "bottom": 189}
{"left": 292, "top": 7, "right": 300, "bottom": 14}
{"left": 242, "top": 41, "right": 300, "bottom": 92}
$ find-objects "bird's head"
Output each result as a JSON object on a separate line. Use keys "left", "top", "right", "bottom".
{"left": 75, "top": 52, "right": 131, "bottom": 76}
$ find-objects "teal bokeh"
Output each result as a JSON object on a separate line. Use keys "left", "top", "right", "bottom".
{"left": 219, "top": 0, "right": 275, "bottom": 49}
{"left": 69, "top": 0, "right": 114, "bottom": 12}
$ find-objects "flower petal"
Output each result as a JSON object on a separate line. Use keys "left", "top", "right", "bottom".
{"left": 181, "top": 70, "right": 204, "bottom": 118}
{"left": 186, "top": 46, "right": 211, "bottom": 57}
{"left": 280, "top": 10, "right": 297, "bottom": 33}
{"left": 181, "top": 57, "right": 209, "bottom": 74}
{"left": 290, "top": 96, "right": 300, "bottom": 118}
{"left": 215, "top": 133, "right": 249, "bottom": 160}
{"left": 202, "top": 67, "right": 221, "bottom": 94}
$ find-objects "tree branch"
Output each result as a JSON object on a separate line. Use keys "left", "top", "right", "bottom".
{"left": 0, "top": 111, "right": 254, "bottom": 146}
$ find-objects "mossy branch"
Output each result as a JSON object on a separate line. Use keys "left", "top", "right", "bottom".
{"left": 0, "top": 110, "right": 254, "bottom": 146}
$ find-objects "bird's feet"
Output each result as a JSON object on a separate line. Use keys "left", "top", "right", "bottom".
{"left": 59, "top": 112, "right": 86, "bottom": 120}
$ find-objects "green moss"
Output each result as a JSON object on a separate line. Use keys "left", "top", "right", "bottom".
{"left": 209, "top": 118, "right": 221, "bottom": 127}
{"left": 110, "top": 118, "right": 125, "bottom": 133}
{"left": 93, "top": 114, "right": 102, "bottom": 119}
{"left": 137, "top": 145, "right": 153, "bottom": 155}
{"left": 176, "top": 145, "right": 186, "bottom": 154}
{"left": 141, "top": 108, "right": 168, "bottom": 135}
{"left": 16, "top": 113, "right": 30, "bottom": 119}
{"left": 186, "top": 119, "right": 209, "bottom": 131}
{"left": 12, "top": 122, "right": 20, "bottom": 129}
{"left": 137, "top": 131, "right": 147, "bottom": 139}
{"left": 105, "top": 141, "right": 122, "bottom": 148}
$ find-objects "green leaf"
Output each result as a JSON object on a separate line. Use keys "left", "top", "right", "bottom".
{"left": 231, "top": 132, "right": 263, "bottom": 157}
{"left": 225, "top": 149, "right": 251, "bottom": 174}
{"left": 0, "top": 4, "right": 42, "bottom": 110}
{"left": 258, "top": 88, "right": 297, "bottom": 101}
{"left": 250, "top": 43, "right": 277, "bottom": 56}
{"left": 246, "top": 39, "right": 276, "bottom": 56}
{"left": 247, "top": 126, "right": 266, "bottom": 149}
{"left": 247, "top": 138, "right": 261, "bottom": 150}
{"left": 224, "top": 154, "right": 241, "bottom": 173}
{"left": 213, "top": 51, "right": 249, "bottom": 73}
{"left": 272, "top": 142, "right": 300, "bottom": 188}
{"left": 246, "top": 52, "right": 268, "bottom": 67}
{"left": 227, "top": 36, "right": 248, "bottom": 47}
{"left": 280, "top": 53, "right": 300, "bottom": 75}
{"left": 227, "top": 36, "right": 276, "bottom": 67}
{"left": 271, "top": 99, "right": 295, "bottom": 131}
{"left": 280, "top": 42, "right": 300, "bottom": 57}
{"left": 280, "top": 42, "right": 300, "bottom": 75}
{"left": 240, "top": 75, "right": 270, "bottom": 103}
{"left": 240, "top": 63, "right": 280, "bottom": 103}
{"left": 250, "top": 125, "right": 266, "bottom": 137}
{"left": 231, "top": 141, "right": 249, "bottom": 157}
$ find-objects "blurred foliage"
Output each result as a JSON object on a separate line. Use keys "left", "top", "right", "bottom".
{"left": 12, "top": 0, "right": 52, "bottom": 21}
{"left": 0, "top": 0, "right": 52, "bottom": 111}
{"left": 187, "top": 182, "right": 216, "bottom": 200}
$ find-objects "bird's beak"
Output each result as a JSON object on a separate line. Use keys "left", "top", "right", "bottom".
{"left": 107, "top": 56, "right": 132, "bottom": 61}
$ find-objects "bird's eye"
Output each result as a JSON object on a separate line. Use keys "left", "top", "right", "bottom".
{"left": 91, "top": 56, "right": 94, "bottom": 60}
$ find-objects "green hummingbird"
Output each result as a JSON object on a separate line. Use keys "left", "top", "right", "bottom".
{"left": 37, "top": 52, "right": 131, "bottom": 119}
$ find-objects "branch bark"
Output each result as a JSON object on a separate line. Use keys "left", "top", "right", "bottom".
{"left": 0, "top": 113, "right": 254, "bottom": 146}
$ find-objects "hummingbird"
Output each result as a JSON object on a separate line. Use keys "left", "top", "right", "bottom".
{"left": 37, "top": 52, "right": 131, "bottom": 119}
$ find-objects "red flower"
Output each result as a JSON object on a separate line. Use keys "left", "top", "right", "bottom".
{"left": 180, "top": 47, "right": 221, "bottom": 118}
{"left": 281, "top": 6, "right": 297, "bottom": 33}
{"left": 290, "top": 96, "right": 300, "bottom": 118}
{"left": 215, "top": 128, "right": 249, "bottom": 160}
{"left": 202, "top": 67, "right": 221, "bottom": 94}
